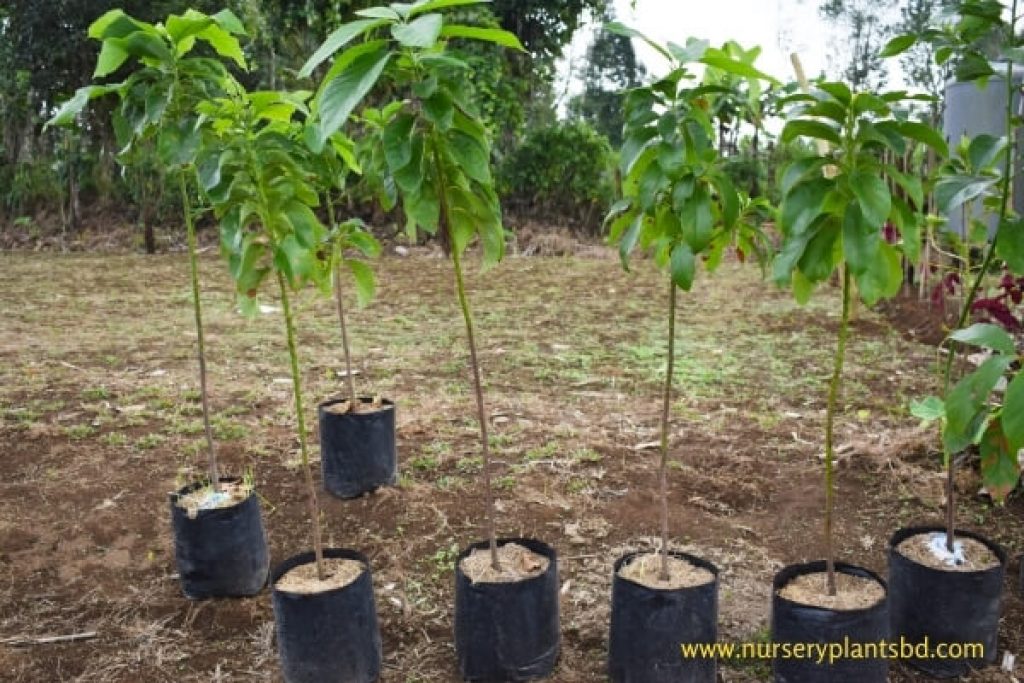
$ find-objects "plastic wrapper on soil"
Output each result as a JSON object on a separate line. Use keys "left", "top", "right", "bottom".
{"left": 169, "top": 479, "right": 270, "bottom": 599}
{"left": 271, "top": 548, "right": 382, "bottom": 683}
{"left": 455, "top": 537, "right": 560, "bottom": 681}
{"left": 607, "top": 550, "right": 719, "bottom": 683}
{"left": 319, "top": 397, "right": 397, "bottom": 499}
{"left": 771, "top": 561, "right": 889, "bottom": 683}
{"left": 888, "top": 525, "right": 1006, "bottom": 678}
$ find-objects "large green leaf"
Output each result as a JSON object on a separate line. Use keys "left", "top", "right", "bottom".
{"left": 880, "top": 34, "right": 916, "bottom": 57}
{"left": 897, "top": 121, "right": 949, "bottom": 158}
{"left": 1002, "top": 372, "right": 1024, "bottom": 456}
{"left": 447, "top": 129, "right": 490, "bottom": 184}
{"left": 440, "top": 24, "right": 524, "bottom": 50}
{"left": 383, "top": 112, "right": 415, "bottom": 171}
{"left": 967, "top": 134, "right": 1006, "bottom": 171}
{"left": 408, "top": 0, "right": 487, "bottom": 17}
{"left": 392, "top": 13, "right": 443, "bottom": 47}
{"left": 842, "top": 203, "right": 879, "bottom": 275}
{"left": 781, "top": 119, "right": 841, "bottom": 146}
{"left": 798, "top": 222, "right": 841, "bottom": 282}
{"left": 935, "top": 174, "right": 999, "bottom": 214}
{"left": 996, "top": 218, "right": 1024, "bottom": 272}
{"left": 780, "top": 177, "right": 832, "bottom": 236}
{"left": 315, "top": 47, "right": 391, "bottom": 145}
{"left": 670, "top": 242, "right": 696, "bottom": 291}
{"left": 196, "top": 24, "right": 246, "bottom": 68}
{"left": 700, "top": 52, "right": 776, "bottom": 83}
{"left": 618, "top": 214, "right": 643, "bottom": 270}
{"left": 345, "top": 259, "right": 376, "bottom": 307}
{"left": 849, "top": 170, "right": 891, "bottom": 229}
{"left": 680, "top": 185, "right": 713, "bottom": 252}
{"left": 943, "top": 355, "right": 1014, "bottom": 454}
{"left": 910, "top": 396, "right": 945, "bottom": 421}
{"left": 298, "top": 19, "right": 387, "bottom": 78}
{"left": 95, "top": 41, "right": 130, "bottom": 77}
{"left": 854, "top": 241, "right": 902, "bottom": 305}
{"left": 46, "top": 84, "right": 122, "bottom": 128}
{"left": 948, "top": 323, "right": 1017, "bottom": 354}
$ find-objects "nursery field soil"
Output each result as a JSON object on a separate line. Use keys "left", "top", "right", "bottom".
{"left": 0, "top": 251, "right": 1021, "bottom": 682}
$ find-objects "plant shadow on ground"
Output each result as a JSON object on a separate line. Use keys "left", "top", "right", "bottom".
{"left": 0, "top": 250, "right": 1021, "bottom": 681}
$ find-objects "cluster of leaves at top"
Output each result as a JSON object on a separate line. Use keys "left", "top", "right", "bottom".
{"left": 49, "top": 0, "right": 524, "bottom": 577}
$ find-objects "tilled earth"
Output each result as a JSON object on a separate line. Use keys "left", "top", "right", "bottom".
{"left": 0, "top": 249, "right": 1021, "bottom": 682}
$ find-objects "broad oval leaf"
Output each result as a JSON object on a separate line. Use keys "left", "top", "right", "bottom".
{"left": 948, "top": 323, "right": 1017, "bottom": 354}
{"left": 1002, "top": 372, "right": 1024, "bottom": 456}
{"left": 315, "top": 47, "right": 391, "bottom": 144}
{"left": 849, "top": 170, "right": 891, "bottom": 229}
{"left": 440, "top": 24, "right": 525, "bottom": 50}
{"left": 392, "top": 13, "right": 443, "bottom": 48}
{"left": 880, "top": 34, "right": 916, "bottom": 57}
{"left": 782, "top": 119, "right": 842, "bottom": 146}
{"left": 298, "top": 19, "right": 387, "bottom": 78}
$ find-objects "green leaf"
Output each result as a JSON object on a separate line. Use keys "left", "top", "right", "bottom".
{"left": 979, "top": 418, "right": 1020, "bottom": 502}
{"left": 818, "top": 82, "right": 852, "bottom": 105}
{"left": 408, "top": 0, "right": 487, "bottom": 17}
{"left": 196, "top": 24, "right": 246, "bottom": 68}
{"left": 298, "top": 19, "right": 387, "bottom": 78}
{"left": 842, "top": 203, "right": 879, "bottom": 275}
{"left": 404, "top": 182, "right": 440, "bottom": 233}
{"left": 274, "top": 235, "right": 317, "bottom": 288}
{"left": 849, "top": 170, "right": 891, "bottom": 229}
{"left": 680, "top": 185, "right": 713, "bottom": 252}
{"left": 670, "top": 242, "right": 696, "bottom": 291}
{"left": 910, "top": 396, "right": 945, "bottom": 421}
{"left": 996, "top": 218, "right": 1024, "bottom": 272}
{"left": 45, "top": 84, "right": 122, "bottom": 128}
{"left": 943, "top": 355, "right": 1014, "bottom": 454}
{"left": 392, "top": 13, "right": 443, "bottom": 48}
{"left": 315, "top": 47, "right": 391, "bottom": 144}
{"left": 949, "top": 323, "right": 1017, "bottom": 354}
{"left": 967, "top": 134, "right": 1006, "bottom": 170}
{"left": 383, "top": 112, "right": 415, "bottom": 171}
{"left": 935, "top": 174, "right": 999, "bottom": 214}
{"left": 618, "top": 214, "right": 643, "bottom": 270}
{"left": 798, "top": 222, "right": 841, "bottom": 283}
{"left": 792, "top": 269, "right": 815, "bottom": 304}
{"left": 699, "top": 53, "right": 776, "bottom": 82}
{"left": 712, "top": 173, "right": 739, "bottom": 228}
{"left": 604, "top": 22, "right": 671, "bottom": 61}
{"left": 1003, "top": 372, "right": 1024, "bottom": 456}
{"left": 95, "top": 40, "right": 130, "bottom": 77}
{"left": 212, "top": 9, "right": 246, "bottom": 35}
{"left": 440, "top": 24, "right": 525, "bottom": 50}
{"left": 447, "top": 129, "right": 490, "bottom": 184}
{"left": 88, "top": 10, "right": 146, "bottom": 40}
{"left": 781, "top": 119, "right": 841, "bottom": 146}
{"left": 885, "top": 165, "right": 923, "bottom": 208}
{"left": 356, "top": 6, "right": 403, "bottom": 19}
{"left": 880, "top": 34, "right": 916, "bottom": 57}
{"left": 781, "top": 157, "right": 827, "bottom": 195}
{"left": 108, "top": 31, "right": 174, "bottom": 66}
{"left": 897, "top": 121, "right": 948, "bottom": 158}
{"left": 284, "top": 201, "right": 324, "bottom": 248}
{"left": 394, "top": 134, "right": 425, "bottom": 193}
{"left": 854, "top": 241, "right": 902, "bottom": 305}
{"left": 345, "top": 259, "right": 376, "bottom": 307}
{"left": 666, "top": 38, "right": 709, "bottom": 63}
{"left": 780, "top": 177, "right": 831, "bottom": 236}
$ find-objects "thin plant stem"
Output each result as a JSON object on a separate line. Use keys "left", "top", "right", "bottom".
{"left": 325, "top": 193, "right": 358, "bottom": 407}
{"left": 431, "top": 136, "right": 500, "bottom": 570}
{"left": 824, "top": 267, "right": 852, "bottom": 596}
{"left": 658, "top": 279, "right": 677, "bottom": 582}
{"left": 452, "top": 246, "right": 500, "bottom": 571}
{"left": 180, "top": 172, "right": 219, "bottom": 491}
{"left": 940, "top": 4, "right": 1018, "bottom": 551}
{"left": 277, "top": 270, "right": 325, "bottom": 580}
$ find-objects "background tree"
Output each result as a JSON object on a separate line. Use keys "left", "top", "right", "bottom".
{"left": 820, "top": 0, "right": 899, "bottom": 89}
{"left": 568, "top": 15, "right": 645, "bottom": 147}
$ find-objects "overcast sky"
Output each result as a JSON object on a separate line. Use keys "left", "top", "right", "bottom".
{"left": 556, "top": 0, "right": 840, "bottom": 106}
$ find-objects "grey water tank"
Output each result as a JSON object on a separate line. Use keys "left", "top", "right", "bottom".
{"left": 942, "top": 63, "right": 1024, "bottom": 238}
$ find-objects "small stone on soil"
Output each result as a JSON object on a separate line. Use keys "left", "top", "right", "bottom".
{"left": 896, "top": 533, "right": 1000, "bottom": 572}
{"left": 777, "top": 571, "right": 884, "bottom": 611}
{"left": 274, "top": 558, "right": 365, "bottom": 594}
{"left": 460, "top": 543, "right": 549, "bottom": 584}
{"left": 617, "top": 552, "right": 715, "bottom": 590}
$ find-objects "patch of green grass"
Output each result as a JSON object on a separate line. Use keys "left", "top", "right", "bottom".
{"left": 571, "top": 447, "right": 602, "bottom": 463}
{"left": 566, "top": 478, "right": 589, "bottom": 494}
{"left": 136, "top": 433, "right": 167, "bottom": 450}
{"left": 436, "top": 475, "right": 466, "bottom": 491}
{"left": 100, "top": 431, "right": 128, "bottom": 446}
{"left": 488, "top": 432, "right": 513, "bottom": 449}
{"left": 166, "top": 417, "right": 204, "bottom": 435}
{"left": 524, "top": 441, "right": 559, "bottom": 461}
{"left": 455, "top": 456, "right": 482, "bottom": 474}
{"left": 64, "top": 424, "right": 96, "bottom": 440}
{"left": 212, "top": 415, "right": 246, "bottom": 441}
{"left": 494, "top": 475, "right": 517, "bottom": 490}
{"left": 410, "top": 455, "right": 440, "bottom": 472}
{"left": 80, "top": 386, "right": 110, "bottom": 401}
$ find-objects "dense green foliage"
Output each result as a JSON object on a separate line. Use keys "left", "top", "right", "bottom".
{"left": 499, "top": 121, "right": 614, "bottom": 232}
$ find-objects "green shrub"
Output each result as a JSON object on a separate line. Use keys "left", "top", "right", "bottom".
{"left": 499, "top": 121, "right": 615, "bottom": 234}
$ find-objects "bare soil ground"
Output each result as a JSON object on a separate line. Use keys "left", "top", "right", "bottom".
{"left": 0, "top": 250, "right": 1021, "bottom": 682}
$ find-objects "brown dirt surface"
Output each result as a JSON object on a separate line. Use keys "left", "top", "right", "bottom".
{"left": 897, "top": 532, "right": 1002, "bottom": 572}
{"left": 460, "top": 542, "right": 549, "bottom": 584}
{"left": 777, "top": 571, "right": 886, "bottom": 611}
{"left": 618, "top": 552, "right": 715, "bottom": 590}
{"left": 324, "top": 396, "right": 389, "bottom": 415}
{"left": 274, "top": 558, "right": 365, "bottom": 594}
{"left": 0, "top": 251, "right": 1021, "bottom": 682}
